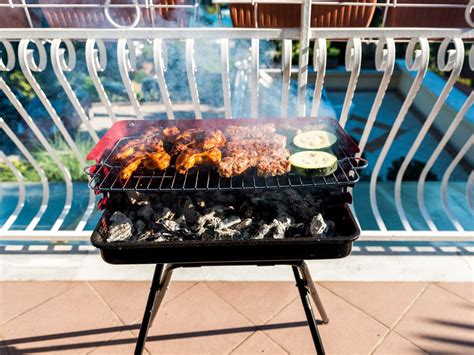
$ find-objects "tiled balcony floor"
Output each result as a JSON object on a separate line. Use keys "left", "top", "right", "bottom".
{"left": 0, "top": 281, "right": 473, "bottom": 354}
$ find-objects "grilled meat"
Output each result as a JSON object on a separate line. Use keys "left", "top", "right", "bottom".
{"left": 225, "top": 135, "right": 287, "bottom": 154}
{"left": 174, "top": 129, "right": 226, "bottom": 153}
{"left": 113, "top": 123, "right": 292, "bottom": 180}
{"left": 256, "top": 156, "right": 291, "bottom": 177}
{"left": 143, "top": 151, "right": 171, "bottom": 171}
{"left": 176, "top": 148, "right": 222, "bottom": 174}
{"left": 226, "top": 123, "right": 276, "bottom": 139}
{"left": 202, "top": 130, "right": 226, "bottom": 150}
{"left": 218, "top": 157, "right": 254, "bottom": 178}
{"left": 120, "top": 153, "right": 148, "bottom": 180}
{"left": 219, "top": 129, "right": 290, "bottom": 177}
{"left": 115, "top": 127, "right": 177, "bottom": 179}
{"left": 162, "top": 126, "right": 180, "bottom": 142}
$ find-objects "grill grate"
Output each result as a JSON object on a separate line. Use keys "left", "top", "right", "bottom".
{"left": 85, "top": 136, "right": 367, "bottom": 192}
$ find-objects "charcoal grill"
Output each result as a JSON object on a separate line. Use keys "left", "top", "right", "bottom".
{"left": 86, "top": 117, "right": 366, "bottom": 355}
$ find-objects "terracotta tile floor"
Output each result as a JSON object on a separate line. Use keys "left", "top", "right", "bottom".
{"left": 0, "top": 281, "right": 473, "bottom": 354}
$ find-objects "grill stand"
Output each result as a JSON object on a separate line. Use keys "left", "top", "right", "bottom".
{"left": 134, "top": 261, "right": 328, "bottom": 355}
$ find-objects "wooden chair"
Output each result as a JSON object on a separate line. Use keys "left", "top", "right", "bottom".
{"left": 229, "top": 0, "right": 377, "bottom": 28}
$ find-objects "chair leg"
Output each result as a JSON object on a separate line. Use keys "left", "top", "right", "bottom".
{"left": 292, "top": 265, "right": 325, "bottom": 355}
{"left": 297, "top": 261, "right": 329, "bottom": 324}
{"left": 135, "top": 264, "right": 165, "bottom": 355}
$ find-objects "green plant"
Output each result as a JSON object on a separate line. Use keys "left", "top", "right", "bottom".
{"left": 328, "top": 46, "right": 341, "bottom": 58}
{"left": 0, "top": 160, "right": 40, "bottom": 182}
{"left": 0, "top": 135, "right": 95, "bottom": 183}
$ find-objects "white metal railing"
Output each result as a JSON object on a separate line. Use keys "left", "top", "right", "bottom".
{"left": 0, "top": 9, "right": 473, "bottom": 241}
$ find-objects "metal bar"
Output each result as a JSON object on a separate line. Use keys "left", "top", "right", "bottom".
{"left": 51, "top": 39, "right": 99, "bottom": 143}
{"left": 0, "top": 118, "right": 49, "bottom": 231}
{"left": 441, "top": 136, "right": 473, "bottom": 232}
{"left": 468, "top": 171, "right": 474, "bottom": 213}
{"left": 0, "top": 3, "right": 198, "bottom": 8}
{"left": 310, "top": 38, "right": 327, "bottom": 117}
{"left": 369, "top": 38, "right": 429, "bottom": 231}
{"left": 339, "top": 38, "right": 361, "bottom": 128}
{"left": 395, "top": 38, "right": 464, "bottom": 231}
{"left": 135, "top": 264, "right": 165, "bottom": 355}
{"left": 0, "top": 28, "right": 473, "bottom": 41}
{"left": 360, "top": 230, "right": 474, "bottom": 241}
{"left": 221, "top": 39, "right": 232, "bottom": 118}
{"left": 0, "top": 76, "right": 73, "bottom": 232}
{"left": 186, "top": 39, "right": 202, "bottom": 119}
{"left": 153, "top": 39, "right": 174, "bottom": 120}
{"left": 0, "top": 151, "right": 25, "bottom": 231}
{"left": 356, "top": 38, "right": 396, "bottom": 157}
{"left": 117, "top": 39, "right": 144, "bottom": 120}
{"left": 297, "top": 261, "right": 329, "bottom": 324}
{"left": 85, "top": 39, "right": 117, "bottom": 123}
{"left": 281, "top": 39, "right": 292, "bottom": 117}
{"left": 212, "top": 0, "right": 470, "bottom": 7}
{"left": 296, "top": 0, "right": 312, "bottom": 117}
{"left": 18, "top": 39, "right": 95, "bottom": 232}
{"left": 2, "top": 230, "right": 474, "bottom": 242}
{"left": 250, "top": 39, "right": 259, "bottom": 118}
{"left": 150, "top": 265, "right": 175, "bottom": 326}
{"left": 292, "top": 265, "right": 325, "bottom": 354}
{"left": 418, "top": 92, "right": 473, "bottom": 231}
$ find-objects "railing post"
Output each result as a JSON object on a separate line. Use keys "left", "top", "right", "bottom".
{"left": 296, "top": 0, "right": 312, "bottom": 117}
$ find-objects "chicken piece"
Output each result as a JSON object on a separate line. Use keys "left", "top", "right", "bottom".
{"left": 113, "top": 140, "right": 143, "bottom": 161}
{"left": 175, "top": 148, "right": 222, "bottom": 174}
{"left": 174, "top": 129, "right": 226, "bottom": 153}
{"left": 202, "top": 130, "right": 226, "bottom": 150}
{"left": 120, "top": 155, "right": 147, "bottom": 180}
{"left": 143, "top": 151, "right": 171, "bottom": 171}
{"left": 194, "top": 148, "right": 222, "bottom": 165}
{"left": 173, "top": 129, "right": 201, "bottom": 152}
{"left": 142, "top": 127, "right": 164, "bottom": 142}
{"left": 114, "top": 135, "right": 164, "bottom": 161}
{"left": 162, "top": 126, "right": 180, "bottom": 143}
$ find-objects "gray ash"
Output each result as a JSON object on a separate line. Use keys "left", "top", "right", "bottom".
{"left": 106, "top": 190, "right": 337, "bottom": 243}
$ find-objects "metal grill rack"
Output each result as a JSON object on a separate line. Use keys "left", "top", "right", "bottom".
{"left": 85, "top": 136, "right": 367, "bottom": 192}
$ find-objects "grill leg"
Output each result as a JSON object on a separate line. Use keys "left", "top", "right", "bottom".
{"left": 292, "top": 265, "right": 325, "bottom": 355}
{"left": 135, "top": 264, "right": 165, "bottom": 355}
{"left": 150, "top": 264, "right": 174, "bottom": 326}
{"left": 297, "top": 261, "right": 329, "bottom": 324}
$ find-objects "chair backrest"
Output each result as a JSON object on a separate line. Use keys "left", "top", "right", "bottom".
{"left": 0, "top": 0, "right": 33, "bottom": 28}
{"left": 39, "top": 0, "right": 192, "bottom": 28}
{"left": 384, "top": 0, "right": 470, "bottom": 28}
{"left": 230, "top": 0, "right": 376, "bottom": 28}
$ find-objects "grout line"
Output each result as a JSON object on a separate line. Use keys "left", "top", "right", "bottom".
{"left": 162, "top": 281, "right": 198, "bottom": 306}
{"left": 85, "top": 281, "right": 129, "bottom": 355}
{"left": 229, "top": 329, "right": 289, "bottom": 355}
{"left": 227, "top": 331, "right": 257, "bottom": 355}
{"left": 318, "top": 282, "right": 390, "bottom": 328}
{"left": 369, "top": 282, "right": 431, "bottom": 354}
{"left": 392, "top": 329, "right": 430, "bottom": 354}
{"left": 86, "top": 281, "right": 127, "bottom": 326}
{"left": 433, "top": 283, "right": 474, "bottom": 305}
{"left": 0, "top": 281, "right": 82, "bottom": 327}
{"left": 204, "top": 282, "right": 294, "bottom": 355}
{"left": 131, "top": 282, "right": 203, "bottom": 338}
{"left": 201, "top": 282, "right": 258, "bottom": 327}
{"left": 260, "top": 295, "right": 300, "bottom": 354}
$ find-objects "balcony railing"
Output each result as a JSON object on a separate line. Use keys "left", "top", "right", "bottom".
{"left": 0, "top": 3, "right": 473, "bottom": 241}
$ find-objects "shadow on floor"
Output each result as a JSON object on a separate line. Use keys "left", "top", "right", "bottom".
{"left": 1, "top": 320, "right": 311, "bottom": 353}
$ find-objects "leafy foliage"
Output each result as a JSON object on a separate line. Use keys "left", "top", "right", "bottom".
{"left": 0, "top": 135, "right": 94, "bottom": 182}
